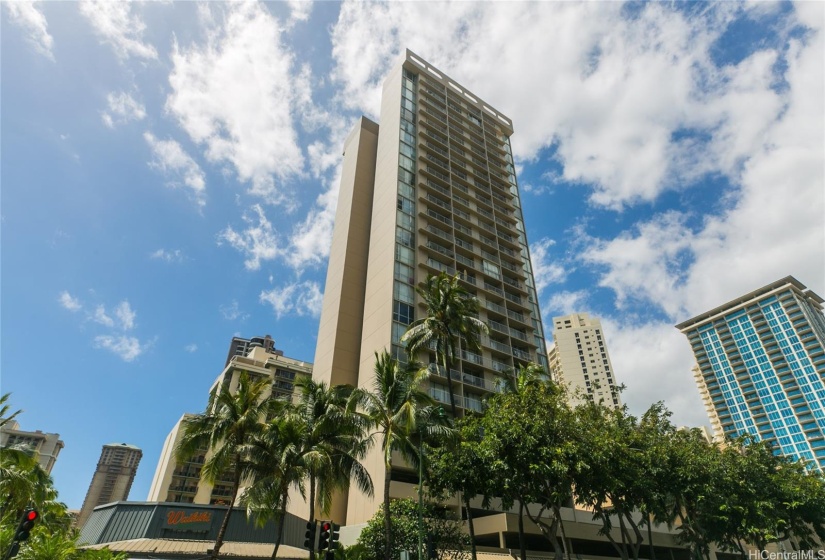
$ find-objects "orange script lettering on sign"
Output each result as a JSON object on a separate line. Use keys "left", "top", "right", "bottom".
{"left": 166, "top": 511, "right": 212, "bottom": 525}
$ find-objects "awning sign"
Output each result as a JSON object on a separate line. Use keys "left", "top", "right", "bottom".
{"left": 163, "top": 510, "right": 214, "bottom": 532}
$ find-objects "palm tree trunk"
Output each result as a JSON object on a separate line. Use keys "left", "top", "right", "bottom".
{"left": 463, "top": 495, "right": 477, "bottom": 560}
{"left": 517, "top": 499, "right": 527, "bottom": 560}
{"left": 270, "top": 495, "right": 289, "bottom": 560}
{"left": 384, "top": 459, "right": 393, "bottom": 560}
{"left": 309, "top": 473, "right": 317, "bottom": 560}
{"left": 212, "top": 458, "right": 242, "bottom": 560}
{"left": 443, "top": 354, "right": 458, "bottom": 418}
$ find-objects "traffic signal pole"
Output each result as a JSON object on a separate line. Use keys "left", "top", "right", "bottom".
{"left": 3, "top": 509, "right": 39, "bottom": 560}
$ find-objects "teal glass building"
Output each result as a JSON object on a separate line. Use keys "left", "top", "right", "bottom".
{"left": 677, "top": 276, "right": 825, "bottom": 470}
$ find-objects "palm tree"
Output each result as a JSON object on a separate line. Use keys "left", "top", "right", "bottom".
{"left": 292, "top": 378, "right": 373, "bottom": 551}
{"left": 241, "top": 412, "right": 306, "bottom": 560}
{"left": 176, "top": 372, "right": 271, "bottom": 560}
{"left": 401, "top": 272, "right": 487, "bottom": 560}
{"left": 402, "top": 272, "right": 488, "bottom": 418}
{"left": 244, "top": 379, "right": 374, "bottom": 560}
{"left": 357, "top": 351, "right": 451, "bottom": 560}
{"left": 0, "top": 392, "right": 22, "bottom": 429}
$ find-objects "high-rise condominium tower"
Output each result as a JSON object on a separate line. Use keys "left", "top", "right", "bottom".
{"left": 313, "top": 50, "right": 548, "bottom": 525}
{"left": 676, "top": 276, "right": 825, "bottom": 470}
{"left": 0, "top": 421, "right": 64, "bottom": 474}
{"left": 76, "top": 443, "right": 142, "bottom": 528}
{"left": 547, "top": 313, "right": 621, "bottom": 408}
{"left": 147, "top": 337, "right": 312, "bottom": 505}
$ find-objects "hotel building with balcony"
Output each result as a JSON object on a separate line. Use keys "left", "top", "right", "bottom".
{"left": 312, "top": 49, "right": 549, "bottom": 526}
{"left": 147, "top": 339, "right": 312, "bottom": 505}
{"left": 676, "top": 276, "right": 825, "bottom": 470}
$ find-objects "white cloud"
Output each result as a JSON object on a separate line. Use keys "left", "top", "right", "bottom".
{"left": 579, "top": 16, "right": 825, "bottom": 322}
{"left": 218, "top": 204, "right": 282, "bottom": 271}
{"left": 184, "top": 343, "right": 198, "bottom": 353}
{"left": 144, "top": 132, "right": 206, "bottom": 208}
{"left": 102, "top": 92, "right": 146, "bottom": 128}
{"left": 58, "top": 291, "right": 82, "bottom": 312}
{"left": 150, "top": 248, "right": 185, "bottom": 263}
{"left": 328, "top": 2, "right": 807, "bottom": 209}
{"left": 260, "top": 281, "right": 323, "bottom": 319}
{"left": 220, "top": 300, "right": 249, "bottom": 322}
{"left": 92, "top": 305, "right": 115, "bottom": 328}
{"left": 114, "top": 301, "right": 136, "bottom": 330}
{"left": 286, "top": 0, "right": 313, "bottom": 24}
{"left": 166, "top": 2, "right": 308, "bottom": 205}
{"left": 94, "top": 335, "right": 147, "bottom": 362}
{"left": 543, "top": 290, "right": 590, "bottom": 318}
{"left": 530, "top": 238, "right": 566, "bottom": 295}
{"left": 599, "top": 317, "right": 708, "bottom": 428}
{"left": 79, "top": 1, "right": 157, "bottom": 60}
{"left": 4, "top": 1, "right": 54, "bottom": 60}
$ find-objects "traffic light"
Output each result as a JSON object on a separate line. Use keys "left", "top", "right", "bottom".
{"left": 6, "top": 509, "right": 39, "bottom": 558}
{"left": 318, "top": 521, "right": 331, "bottom": 551}
{"left": 328, "top": 522, "right": 341, "bottom": 551}
{"left": 303, "top": 520, "right": 317, "bottom": 550}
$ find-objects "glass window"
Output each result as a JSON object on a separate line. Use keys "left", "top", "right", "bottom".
{"left": 401, "top": 129, "right": 416, "bottom": 146}
{"left": 396, "top": 245, "right": 414, "bottom": 266}
{"left": 398, "top": 182, "right": 414, "bottom": 199}
{"left": 395, "top": 262, "right": 415, "bottom": 284}
{"left": 396, "top": 211, "right": 415, "bottom": 231}
{"left": 399, "top": 168, "right": 415, "bottom": 185}
{"left": 396, "top": 228, "right": 414, "bottom": 247}
{"left": 393, "top": 301, "right": 414, "bottom": 325}
{"left": 399, "top": 154, "right": 415, "bottom": 172}
{"left": 398, "top": 196, "right": 415, "bottom": 214}
{"left": 392, "top": 322, "right": 407, "bottom": 344}
{"left": 482, "top": 260, "right": 500, "bottom": 278}
{"left": 394, "top": 281, "right": 415, "bottom": 304}
{"left": 400, "top": 142, "right": 415, "bottom": 158}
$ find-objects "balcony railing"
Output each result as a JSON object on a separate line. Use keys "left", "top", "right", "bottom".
{"left": 461, "top": 350, "right": 484, "bottom": 365}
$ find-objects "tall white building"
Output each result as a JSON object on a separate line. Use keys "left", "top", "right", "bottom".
{"left": 547, "top": 313, "right": 621, "bottom": 408}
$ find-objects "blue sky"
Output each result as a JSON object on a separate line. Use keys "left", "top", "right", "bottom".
{"left": 1, "top": 1, "right": 822, "bottom": 510}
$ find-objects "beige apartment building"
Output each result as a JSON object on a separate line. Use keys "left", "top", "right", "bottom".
{"left": 547, "top": 313, "right": 621, "bottom": 408}
{"left": 0, "top": 421, "right": 64, "bottom": 474}
{"left": 312, "top": 50, "right": 549, "bottom": 526}
{"left": 76, "top": 443, "right": 142, "bottom": 528}
{"left": 692, "top": 363, "right": 725, "bottom": 442}
{"left": 147, "top": 341, "right": 312, "bottom": 505}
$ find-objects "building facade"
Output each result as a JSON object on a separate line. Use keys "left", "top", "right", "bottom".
{"left": 0, "top": 420, "right": 64, "bottom": 474}
{"left": 676, "top": 276, "right": 825, "bottom": 470}
{"left": 547, "top": 313, "right": 621, "bottom": 408}
{"left": 312, "top": 50, "right": 549, "bottom": 525}
{"left": 224, "top": 334, "right": 281, "bottom": 367}
{"left": 147, "top": 342, "right": 312, "bottom": 505}
{"left": 77, "top": 443, "right": 142, "bottom": 528}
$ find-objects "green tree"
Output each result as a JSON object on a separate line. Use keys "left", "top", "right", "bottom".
{"left": 572, "top": 400, "right": 650, "bottom": 560}
{"left": 356, "top": 499, "right": 469, "bottom": 560}
{"left": 357, "top": 351, "right": 449, "bottom": 560}
{"left": 401, "top": 271, "right": 488, "bottom": 560}
{"left": 176, "top": 371, "right": 272, "bottom": 560}
{"left": 478, "top": 364, "right": 575, "bottom": 560}
{"left": 401, "top": 272, "right": 487, "bottom": 418}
